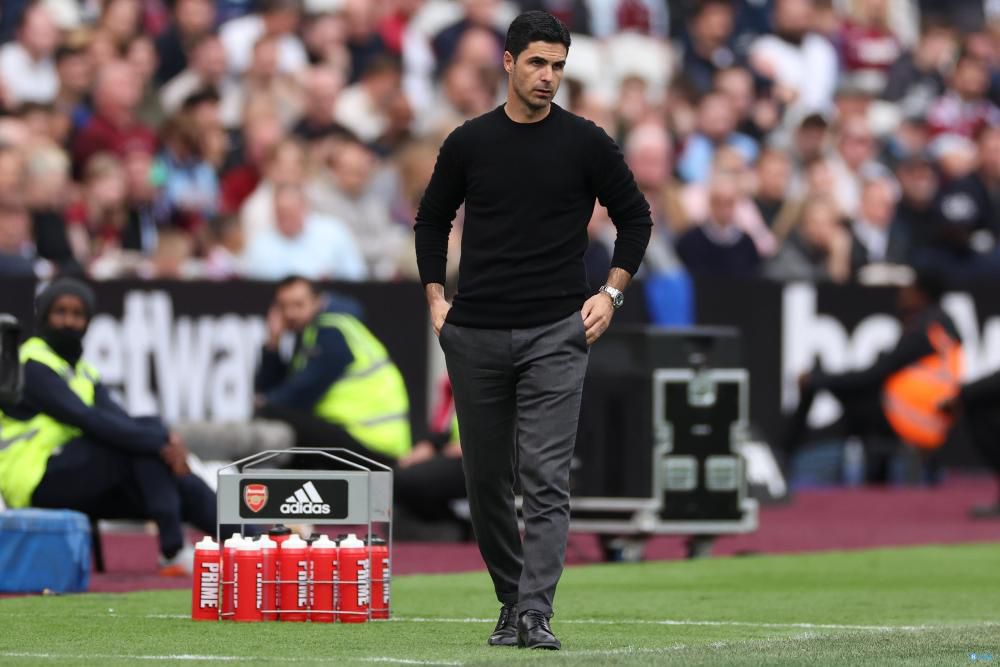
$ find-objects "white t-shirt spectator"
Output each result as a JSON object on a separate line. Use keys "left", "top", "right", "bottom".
{"left": 750, "top": 32, "right": 838, "bottom": 114}
{"left": 0, "top": 41, "right": 58, "bottom": 105}
{"left": 219, "top": 15, "right": 308, "bottom": 74}
{"left": 242, "top": 213, "right": 368, "bottom": 281}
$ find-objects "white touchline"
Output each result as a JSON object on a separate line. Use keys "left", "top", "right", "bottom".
{"left": 0, "top": 653, "right": 460, "bottom": 666}
{"left": 390, "top": 617, "right": 1000, "bottom": 632}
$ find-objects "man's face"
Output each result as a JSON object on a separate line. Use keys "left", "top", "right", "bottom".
{"left": 274, "top": 186, "right": 306, "bottom": 238}
{"left": 21, "top": 6, "right": 59, "bottom": 58}
{"left": 275, "top": 281, "right": 321, "bottom": 332}
{"left": 48, "top": 294, "right": 89, "bottom": 333}
{"left": 505, "top": 41, "right": 567, "bottom": 112}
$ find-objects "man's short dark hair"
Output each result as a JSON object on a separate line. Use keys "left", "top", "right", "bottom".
{"left": 504, "top": 11, "right": 571, "bottom": 61}
{"left": 275, "top": 275, "right": 319, "bottom": 295}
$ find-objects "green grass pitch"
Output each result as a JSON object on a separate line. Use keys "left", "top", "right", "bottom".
{"left": 0, "top": 543, "right": 997, "bottom": 666}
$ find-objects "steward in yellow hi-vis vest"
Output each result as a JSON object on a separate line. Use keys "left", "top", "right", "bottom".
{"left": 0, "top": 278, "right": 217, "bottom": 575}
{"left": 784, "top": 272, "right": 962, "bottom": 480}
{"left": 254, "top": 276, "right": 412, "bottom": 466}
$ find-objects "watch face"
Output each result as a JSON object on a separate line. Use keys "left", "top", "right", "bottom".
{"left": 613, "top": 292, "right": 624, "bottom": 307}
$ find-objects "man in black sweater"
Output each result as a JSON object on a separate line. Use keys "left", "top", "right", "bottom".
{"left": 414, "top": 11, "right": 651, "bottom": 651}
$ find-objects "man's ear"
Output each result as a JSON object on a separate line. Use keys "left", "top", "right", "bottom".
{"left": 503, "top": 50, "right": 514, "bottom": 74}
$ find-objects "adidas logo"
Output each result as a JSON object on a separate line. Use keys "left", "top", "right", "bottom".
{"left": 279, "top": 481, "right": 331, "bottom": 515}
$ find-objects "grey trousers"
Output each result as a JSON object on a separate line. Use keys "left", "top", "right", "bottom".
{"left": 439, "top": 311, "right": 590, "bottom": 616}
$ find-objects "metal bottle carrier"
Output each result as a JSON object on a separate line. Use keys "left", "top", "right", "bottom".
{"left": 216, "top": 448, "right": 392, "bottom": 621}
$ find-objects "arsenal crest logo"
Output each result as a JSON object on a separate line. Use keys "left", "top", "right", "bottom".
{"left": 244, "top": 484, "right": 268, "bottom": 513}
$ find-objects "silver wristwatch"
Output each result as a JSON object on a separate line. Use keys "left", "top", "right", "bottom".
{"left": 599, "top": 284, "right": 624, "bottom": 309}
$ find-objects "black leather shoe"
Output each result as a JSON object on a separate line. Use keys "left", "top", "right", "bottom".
{"left": 517, "top": 609, "right": 561, "bottom": 650}
{"left": 487, "top": 604, "right": 518, "bottom": 646}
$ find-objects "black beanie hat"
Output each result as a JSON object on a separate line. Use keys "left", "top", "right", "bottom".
{"left": 35, "top": 278, "right": 96, "bottom": 329}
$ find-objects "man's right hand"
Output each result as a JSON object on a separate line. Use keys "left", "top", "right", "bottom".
{"left": 430, "top": 299, "right": 451, "bottom": 337}
{"left": 426, "top": 283, "right": 451, "bottom": 336}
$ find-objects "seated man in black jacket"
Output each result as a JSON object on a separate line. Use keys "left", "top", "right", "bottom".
{"left": 784, "top": 272, "right": 963, "bottom": 482}
{"left": 0, "top": 278, "right": 216, "bottom": 574}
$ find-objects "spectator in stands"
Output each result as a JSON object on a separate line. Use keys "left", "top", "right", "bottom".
{"left": 156, "top": 112, "right": 219, "bottom": 231}
{"left": 0, "top": 2, "right": 60, "bottom": 106}
{"left": 0, "top": 143, "right": 25, "bottom": 205}
{"left": 335, "top": 55, "right": 405, "bottom": 144}
{"left": 915, "top": 124, "right": 1000, "bottom": 284}
{"left": 230, "top": 34, "right": 304, "bottom": 128}
{"left": 677, "top": 91, "right": 759, "bottom": 184}
{"left": 420, "top": 59, "right": 495, "bottom": 134}
{"left": 829, "top": 115, "right": 879, "bottom": 217}
{"left": 203, "top": 215, "right": 245, "bottom": 279}
{"left": 682, "top": 146, "right": 776, "bottom": 256}
{"left": 517, "top": 0, "right": 591, "bottom": 35}
{"left": 623, "top": 122, "right": 685, "bottom": 273}
{"left": 302, "top": 11, "right": 350, "bottom": 70}
{"left": 838, "top": 0, "right": 903, "bottom": 96}
{"left": 242, "top": 182, "right": 367, "bottom": 281}
{"left": 716, "top": 65, "right": 778, "bottom": 142}
{"left": 749, "top": 0, "right": 838, "bottom": 114}
{"left": 588, "top": 0, "right": 669, "bottom": 39}
{"left": 0, "top": 278, "right": 216, "bottom": 574}
{"left": 253, "top": 275, "right": 411, "bottom": 467}
{"left": 240, "top": 136, "right": 305, "bottom": 239}
{"left": 71, "top": 60, "right": 157, "bottom": 174}
{"left": 753, "top": 148, "right": 794, "bottom": 230}
{"left": 432, "top": 0, "right": 505, "bottom": 74}
{"left": 765, "top": 195, "right": 851, "bottom": 282}
{"left": 160, "top": 34, "right": 234, "bottom": 118}
{"left": 892, "top": 150, "right": 940, "bottom": 255}
{"left": 926, "top": 50, "right": 1000, "bottom": 138}
{"left": 53, "top": 42, "right": 93, "bottom": 133}
{"left": 123, "top": 147, "right": 168, "bottom": 257}
{"left": 0, "top": 199, "right": 37, "bottom": 278}
{"left": 784, "top": 272, "right": 962, "bottom": 483}
{"left": 675, "top": 172, "right": 761, "bottom": 277}
{"left": 292, "top": 66, "right": 352, "bottom": 142}
{"left": 127, "top": 35, "right": 165, "bottom": 129}
{"left": 97, "top": 0, "right": 142, "bottom": 51}
{"left": 155, "top": 0, "right": 217, "bottom": 85}
{"left": 680, "top": 0, "right": 742, "bottom": 95}
{"left": 220, "top": 110, "right": 283, "bottom": 214}
{"left": 23, "top": 143, "right": 77, "bottom": 271}
{"left": 882, "top": 19, "right": 954, "bottom": 118}
{"left": 307, "top": 137, "right": 407, "bottom": 279}
{"left": 220, "top": 0, "right": 307, "bottom": 75}
{"left": 849, "top": 168, "right": 910, "bottom": 271}
{"left": 66, "top": 153, "right": 132, "bottom": 265}
{"left": 343, "top": 0, "right": 390, "bottom": 84}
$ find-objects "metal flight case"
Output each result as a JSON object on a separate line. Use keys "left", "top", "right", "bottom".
{"left": 569, "top": 326, "right": 759, "bottom": 560}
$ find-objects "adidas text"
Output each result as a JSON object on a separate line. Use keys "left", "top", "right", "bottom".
{"left": 279, "top": 501, "right": 331, "bottom": 514}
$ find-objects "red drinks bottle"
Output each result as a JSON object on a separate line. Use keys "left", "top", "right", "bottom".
{"left": 234, "top": 539, "right": 262, "bottom": 622}
{"left": 278, "top": 534, "right": 310, "bottom": 622}
{"left": 337, "top": 534, "right": 369, "bottom": 624}
{"left": 258, "top": 535, "right": 278, "bottom": 621}
{"left": 220, "top": 533, "right": 242, "bottom": 620}
{"left": 310, "top": 535, "right": 337, "bottom": 623}
{"left": 191, "top": 536, "right": 220, "bottom": 621}
{"left": 367, "top": 535, "right": 390, "bottom": 620}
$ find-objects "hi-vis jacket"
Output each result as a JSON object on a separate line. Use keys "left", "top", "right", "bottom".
{"left": 812, "top": 305, "right": 963, "bottom": 449}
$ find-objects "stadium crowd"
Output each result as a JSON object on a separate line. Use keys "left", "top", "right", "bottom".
{"left": 0, "top": 0, "right": 996, "bottom": 287}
